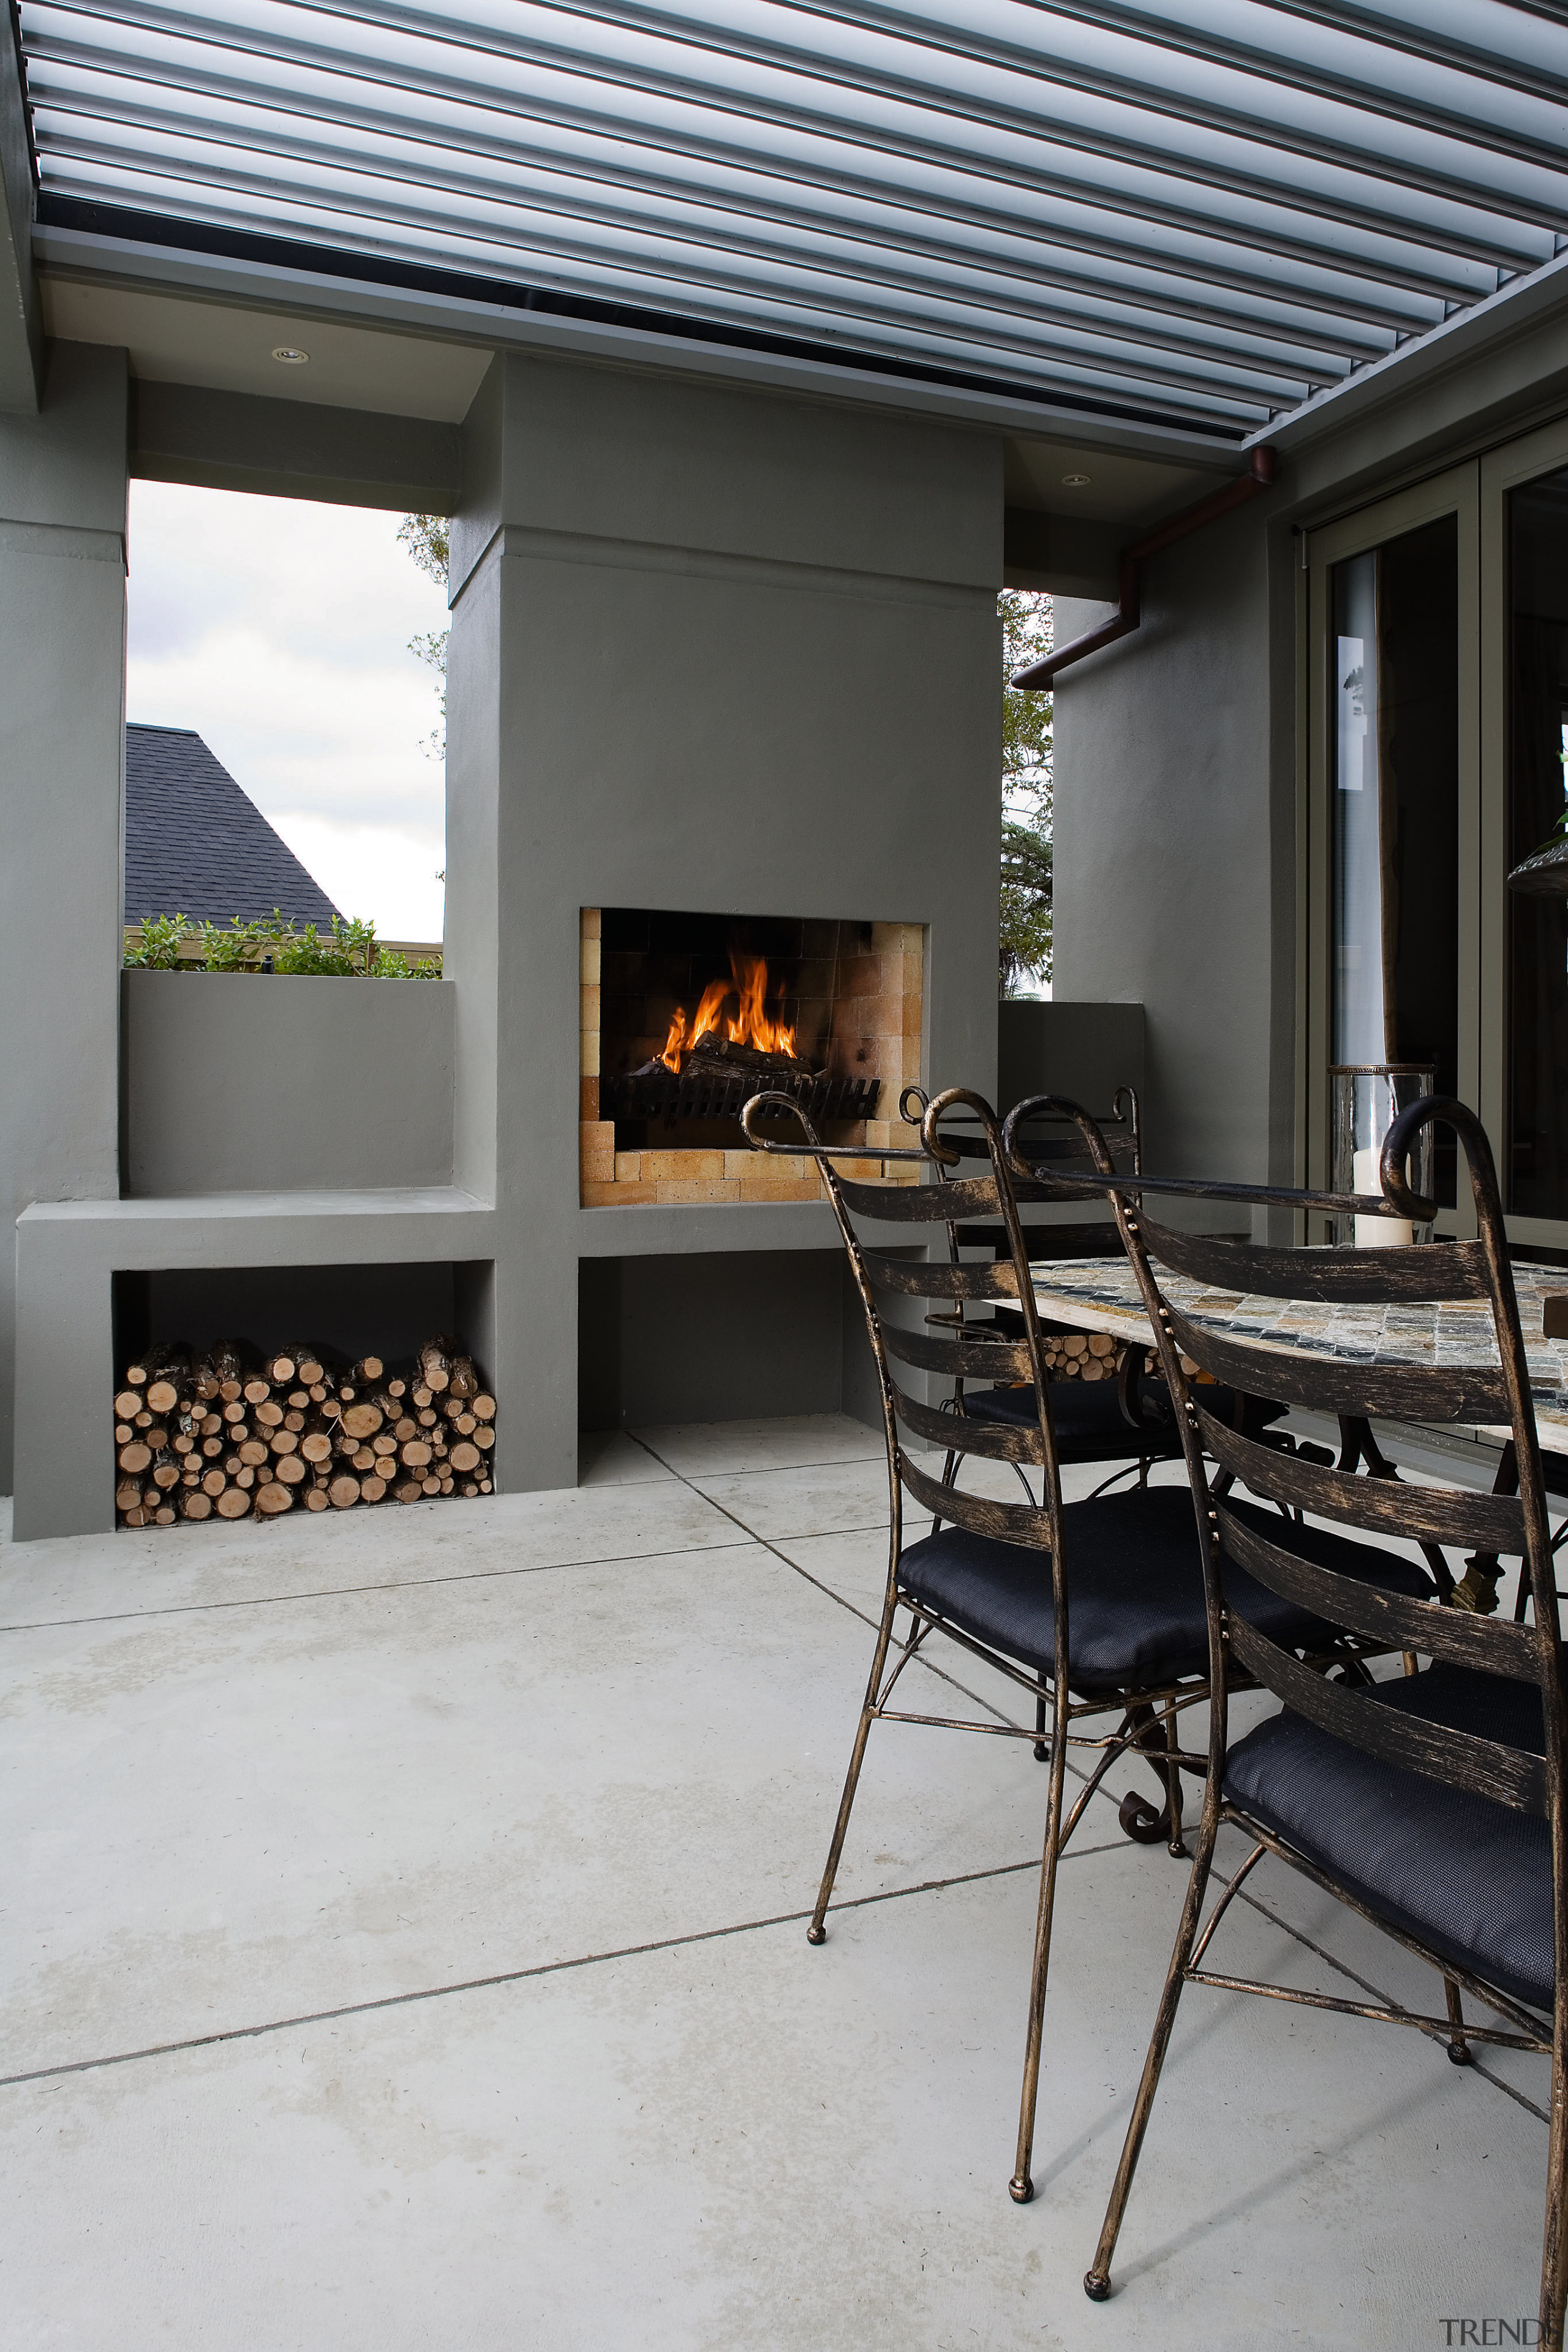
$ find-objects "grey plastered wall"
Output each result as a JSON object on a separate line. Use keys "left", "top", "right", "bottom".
{"left": 448, "top": 353, "right": 1001, "bottom": 1488}
{"left": 996, "top": 1000, "right": 1145, "bottom": 1117}
{"left": 1050, "top": 496, "right": 1294, "bottom": 1194}
{"left": 0, "top": 342, "right": 127, "bottom": 1490}
{"left": 121, "top": 971, "right": 455, "bottom": 1194}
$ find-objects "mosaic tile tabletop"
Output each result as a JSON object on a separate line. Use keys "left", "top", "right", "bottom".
{"left": 1030, "top": 1254, "right": 1568, "bottom": 1442}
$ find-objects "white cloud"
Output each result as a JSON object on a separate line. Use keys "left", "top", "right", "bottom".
{"left": 126, "top": 480, "right": 448, "bottom": 939}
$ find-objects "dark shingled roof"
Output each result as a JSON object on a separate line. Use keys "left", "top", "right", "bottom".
{"left": 124, "top": 724, "right": 342, "bottom": 929}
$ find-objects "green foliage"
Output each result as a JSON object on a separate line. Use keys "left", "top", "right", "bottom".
{"left": 1000, "top": 817, "right": 1054, "bottom": 987}
{"left": 998, "top": 590, "right": 1054, "bottom": 995}
{"left": 400, "top": 514, "right": 450, "bottom": 761}
{"left": 123, "top": 911, "right": 190, "bottom": 969}
{"left": 398, "top": 514, "right": 450, "bottom": 582}
{"left": 124, "top": 911, "right": 441, "bottom": 977}
{"left": 198, "top": 914, "right": 263, "bottom": 972}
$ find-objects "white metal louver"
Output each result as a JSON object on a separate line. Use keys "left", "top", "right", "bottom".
{"left": 16, "top": 0, "right": 1568, "bottom": 440}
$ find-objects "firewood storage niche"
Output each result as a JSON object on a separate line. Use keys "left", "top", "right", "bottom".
{"left": 581, "top": 908, "right": 925, "bottom": 1205}
{"left": 110, "top": 1261, "right": 496, "bottom": 1528}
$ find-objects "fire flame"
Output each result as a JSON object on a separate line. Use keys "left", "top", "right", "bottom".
{"left": 659, "top": 953, "right": 800, "bottom": 1072}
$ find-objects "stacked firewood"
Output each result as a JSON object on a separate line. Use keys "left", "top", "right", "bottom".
{"left": 115, "top": 1336, "right": 496, "bottom": 1528}
{"left": 1039, "top": 1330, "right": 1125, "bottom": 1382}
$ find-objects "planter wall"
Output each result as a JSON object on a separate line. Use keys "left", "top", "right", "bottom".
{"left": 121, "top": 970, "right": 455, "bottom": 1196}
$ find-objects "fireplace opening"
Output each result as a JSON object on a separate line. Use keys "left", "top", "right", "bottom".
{"left": 581, "top": 909, "right": 923, "bottom": 1206}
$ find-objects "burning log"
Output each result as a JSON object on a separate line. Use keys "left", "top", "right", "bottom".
{"left": 114, "top": 1336, "right": 497, "bottom": 1529}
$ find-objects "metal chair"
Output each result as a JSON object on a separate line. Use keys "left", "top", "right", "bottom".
{"left": 899, "top": 1084, "right": 1188, "bottom": 1500}
{"left": 741, "top": 1085, "right": 1441, "bottom": 2204}
{"left": 1045, "top": 1095, "right": 1568, "bottom": 2346}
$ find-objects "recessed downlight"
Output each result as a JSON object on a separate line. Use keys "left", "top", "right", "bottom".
{"left": 271, "top": 345, "right": 309, "bottom": 364}
{"left": 1061, "top": 471, "right": 1091, "bottom": 485}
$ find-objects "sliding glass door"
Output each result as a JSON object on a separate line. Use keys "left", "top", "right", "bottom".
{"left": 1305, "top": 418, "right": 1568, "bottom": 1250}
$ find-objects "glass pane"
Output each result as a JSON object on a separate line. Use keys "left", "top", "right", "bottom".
{"left": 1330, "top": 513, "right": 1460, "bottom": 1203}
{"left": 1507, "top": 466, "right": 1568, "bottom": 1219}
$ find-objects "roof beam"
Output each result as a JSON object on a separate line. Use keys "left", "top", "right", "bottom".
{"left": 0, "top": 0, "right": 42, "bottom": 410}
{"left": 130, "top": 378, "right": 460, "bottom": 509}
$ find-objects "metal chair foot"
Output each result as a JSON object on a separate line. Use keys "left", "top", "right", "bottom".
{"left": 1033, "top": 1740, "right": 1049, "bottom": 1762}
{"left": 1167, "top": 1838, "right": 1188, "bottom": 1860}
{"left": 1084, "top": 2271, "right": 1112, "bottom": 2302}
{"left": 1447, "top": 2040, "right": 1471, "bottom": 2065}
{"left": 806, "top": 1923, "right": 826, "bottom": 1946}
{"left": 1118, "top": 1790, "right": 1170, "bottom": 1845}
{"left": 1009, "top": 2172, "right": 1034, "bottom": 2204}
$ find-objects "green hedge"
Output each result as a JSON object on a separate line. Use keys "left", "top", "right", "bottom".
{"left": 124, "top": 912, "right": 441, "bottom": 978}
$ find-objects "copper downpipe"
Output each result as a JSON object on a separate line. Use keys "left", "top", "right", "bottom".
{"left": 1011, "top": 443, "right": 1278, "bottom": 692}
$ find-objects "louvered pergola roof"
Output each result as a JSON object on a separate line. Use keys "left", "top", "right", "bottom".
{"left": 17, "top": 0, "right": 1568, "bottom": 444}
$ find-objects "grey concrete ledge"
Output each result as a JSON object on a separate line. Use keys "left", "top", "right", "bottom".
{"left": 13, "top": 1189, "right": 498, "bottom": 1539}
{"left": 576, "top": 1198, "right": 952, "bottom": 1257}
{"left": 21, "top": 1185, "right": 494, "bottom": 1268}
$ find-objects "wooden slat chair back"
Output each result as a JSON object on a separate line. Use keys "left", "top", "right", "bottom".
{"left": 999, "top": 1092, "right": 1568, "bottom": 2343}
{"left": 741, "top": 1084, "right": 1443, "bottom": 2209}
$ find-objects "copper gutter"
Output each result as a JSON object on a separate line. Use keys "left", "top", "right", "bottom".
{"left": 1011, "top": 443, "right": 1278, "bottom": 691}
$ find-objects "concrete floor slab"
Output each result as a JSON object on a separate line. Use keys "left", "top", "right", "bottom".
{"left": 2, "top": 1849, "right": 1544, "bottom": 2352}
{"left": 687, "top": 1459, "right": 901, "bottom": 1540}
{"left": 0, "top": 1482, "right": 734, "bottom": 1630}
{"left": 2, "top": 1535, "right": 1079, "bottom": 2078}
{"left": 2, "top": 1419, "right": 1550, "bottom": 2349}
{"left": 633, "top": 1412, "right": 886, "bottom": 1476}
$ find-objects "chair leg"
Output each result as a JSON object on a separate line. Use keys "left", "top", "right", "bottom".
{"left": 1443, "top": 1975, "right": 1471, "bottom": 2066}
{"left": 1084, "top": 1802, "right": 1221, "bottom": 2299}
{"left": 1010, "top": 1689, "right": 1071, "bottom": 2205}
{"left": 1161, "top": 1698, "right": 1186, "bottom": 1859}
{"left": 807, "top": 1577, "right": 901, "bottom": 1947}
{"left": 1540, "top": 1996, "right": 1568, "bottom": 2352}
{"left": 1033, "top": 1678, "right": 1049, "bottom": 1762}
{"left": 1117, "top": 1703, "right": 1172, "bottom": 1846}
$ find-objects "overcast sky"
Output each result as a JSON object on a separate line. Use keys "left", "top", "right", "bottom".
{"left": 126, "top": 481, "right": 450, "bottom": 940}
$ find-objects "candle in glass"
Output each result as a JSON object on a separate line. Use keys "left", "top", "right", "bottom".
{"left": 1352, "top": 1145, "right": 1414, "bottom": 1248}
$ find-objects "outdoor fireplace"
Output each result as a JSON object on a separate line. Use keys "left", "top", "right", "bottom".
{"left": 580, "top": 909, "right": 924, "bottom": 1205}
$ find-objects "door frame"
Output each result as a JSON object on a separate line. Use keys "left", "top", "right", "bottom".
{"left": 1480, "top": 416, "right": 1568, "bottom": 1252}
{"left": 1301, "top": 464, "right": 1480, "bottom": 1238}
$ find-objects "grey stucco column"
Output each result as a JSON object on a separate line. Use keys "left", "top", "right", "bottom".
{"left": 447, "top": 353, "right": 1001, "bottom": 1493}
{"left": 1, "top": 342, "right": 127, "bottom": 1509}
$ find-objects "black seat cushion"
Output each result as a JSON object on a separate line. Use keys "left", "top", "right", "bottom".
{"left": 963, "top": 1379, "right": 1181, "bottom": 1460}
{"left": 963, "top": 1379, "right": 1284, "bottom": 1462}
{"left": 899, "top": 1492, "right": 1436, "bottom": 1694}
{"left": 1225, "top": 1664, "right": 1553, "bottom": 2012}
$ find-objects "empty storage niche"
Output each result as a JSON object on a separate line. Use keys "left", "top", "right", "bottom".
{"left": 578, "top": 1250, "right": 853, "bottom": 1429}
{"left": 121, "top": 971, "right": 456, "bottom": 1196}
{"left": 110, "top": 1260, "right": 494, "bottom": 1526}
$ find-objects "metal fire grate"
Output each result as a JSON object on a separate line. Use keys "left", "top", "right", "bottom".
{"left": 601, "top": 1066, "right": 881, "bottom": 1126}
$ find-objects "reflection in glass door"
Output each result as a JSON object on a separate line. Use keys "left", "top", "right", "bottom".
{"left": 1330, "top": 514, "right": 1460, "bottom": 1202}
{"left": 1507, "top": 467, "right": 1568, "bottom": 1219}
